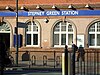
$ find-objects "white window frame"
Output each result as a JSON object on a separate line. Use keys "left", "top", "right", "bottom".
{"left": 89, "top": 22, "right": 100, "bottom": 48}
{"left": 26, "top": 21, "right": 40, "bottom": 47}
{"left": 54, "top": 21, "right": 74, "bottom": 47}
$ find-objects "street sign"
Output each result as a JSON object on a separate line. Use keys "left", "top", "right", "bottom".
{"left": 18, "top": 22, "right": 27, "bottom": 28}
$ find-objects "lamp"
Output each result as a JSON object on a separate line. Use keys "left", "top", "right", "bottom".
{"left": 85, "top": 4, "right": 90, "bottom": 8}
{"left": 5, "top": 6, "right": 14, "bottom": 11}
{"left": 0, "top": 17, "right": 4, "bottom": 22}
{"left": 52, "top": 5, "right": 60, "bottom": 11}
{"left": 52, "top": 5, "right": 56, "bottom": 9}
{"left": 68, "top": 5, "right": 76, "bottom": 10}
{"left": 32, "top": 17, "right": 35, "bottom": 25}
{"left": 85, "top": 4, "right": 93, "bottom": 10}
{"left": 0, "top": 17, "right": 4, "bottom": 25}
{"left": 63, "top": 16, "right": 67, "bottom": 23}
{"left": 21, "top": 6, "right": 29, "bottom": 11}
{"left": 36, "top": 5, "right": 44, "bottom": 11}
{"left": 68, "top": 5, "right": 73, "bottom": 9}
{"left": 36, "top": 5, "right": 40, "bottom": 9}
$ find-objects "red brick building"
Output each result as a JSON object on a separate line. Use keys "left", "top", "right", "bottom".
{"left": 0, "top": 0, "right": 100, "bottom": 64}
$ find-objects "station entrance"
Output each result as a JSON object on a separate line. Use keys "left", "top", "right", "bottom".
{"left": 0, "top": 33, "right": 10, "bottom": 50}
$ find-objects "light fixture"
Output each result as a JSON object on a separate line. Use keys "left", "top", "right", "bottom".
{"left": 85, "top": 4, "right": 93, "bottom": 10}
{"left": 21, "top": 6, "right": 29, "bottom": 11}
{"left": 0, "top": 17, "right": 4, "bottom": 25}
{"left": 63, "top": 16, "right": 67, "bottom": 23}
{"left": 68, "top": 5, "right": 76, "bottom": 10}
{"left": 32, "top": 17, "right": 35, "bottom": 25}
{"left": 36, "top": 5, "right": 44, "bottom": 11}
{"left": 85, "top": 4, "right": 90, "bottom": 8}
{"left": 1, "top": 17, "right": 4, "bottom": 22}
{"left": 36, "top": 5, "right": 40, "bottom": 9}
{"left": 52, "top": 5, "right": 60, "bottom": 11}
{"left": 5, "top": 6, "right": 9, "bottom": 9}
{"left": 5, "top": 6, "right": 14, "bottom": 11}
{"left": 52, "top": 5, "right": 56, "bottom": 9}
{"left": 44, "top": 18, "right": 49, "bottom": 23}
{"left": 68, "top": 5, "right": 72, "bottom": 9}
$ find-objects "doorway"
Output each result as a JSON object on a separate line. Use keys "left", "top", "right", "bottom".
{"left": 0, "top": 33, "right": 10, "bottom": 51}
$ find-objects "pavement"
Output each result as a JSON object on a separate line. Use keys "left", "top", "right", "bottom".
{"left": 4, "top": 66, "right": 61, "bottom": 75}
{"left": 4, "top": 72, "right": 62, "bottom": 75}
{"left": 3, "top": 61, "right": 100, "bottom": 75}
{"left": 4, "top": 63, "right": 61, "bottom": 75}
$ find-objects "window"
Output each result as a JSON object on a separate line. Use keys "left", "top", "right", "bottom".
{"left": 53, "top": 21, "right": 74, "bottom": 47}
{"left": 0, "top": 21, "right": 10, "bottom": 31}
{"left": 26, "top": 21, "right": 40, "bottom": 47}
{"left": 89, "top": 21, "right": 100, "bottom": 47}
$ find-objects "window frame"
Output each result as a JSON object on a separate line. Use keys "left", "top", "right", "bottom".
{"left": 53, "top": 21, "right": 74, "bottom": 47}
{"left": 89, "top": 21, "right": 100, "bottom": 48}
{"left": 26, "top": 21, "right": 40, "bottom": 47}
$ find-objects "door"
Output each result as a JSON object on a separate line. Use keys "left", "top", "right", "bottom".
{"left": 0, "top": 33, "right": 10, "bottom": 51}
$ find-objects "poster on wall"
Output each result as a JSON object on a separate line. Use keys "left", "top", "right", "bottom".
{"left": 77, "top": 35, "right": 84, "bottom": 47}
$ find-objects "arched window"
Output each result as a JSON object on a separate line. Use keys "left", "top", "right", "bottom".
{"left": 0, "top": 21, "right": 10, "bottom": 31}
{"left": 53, "top": 21, "right": 74, "bottom": 47}
{"left": 26, "top": 21, "right": 40, "bottom": 47}
{"left": 89, "top": 21, "right": 100, "bottom": 48}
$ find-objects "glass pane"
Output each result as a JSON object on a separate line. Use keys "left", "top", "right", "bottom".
{"left": 54, "top": 34, "right": 59, "bottom": 45}
{"left": 0, "top": 22, "right": 10, "bottom": 31}
{"left": 68, "top": 24, "right": 73, "bottom": 32}
{"left": 27, "top": 25, "right": 31, "bottom": 31}
{"left": 68, "top": 34, "right": 73, "bottom": 45}
{"left": 33, "top": 25, "right": 38, "bottom": 31}
{"left": 89, "top": 34, "right": 95, "bottom": 46}
{"left": 97, "top": 34, "right": 100, "bottom": 46}
{"left": 97, "top": 22, "right": 100, "bottom": 32}
{"left": 61, "top": 24, "right": 66, "bottom": 31}
{"left": 27, "top": 34, "right": 31, "bottom": 45}
{"left": 89, "top": 24, "right": 95, "bottom": 32}
{"left": 54, "top": 24, "right": 60, "bottom": 32}
{"left": 61, "top": 34, "right": 66, "bottom": 45}
{"left": 26, "top": 22, "right": 31, "bottom": 31}
{"left": 33, "top": 34, "right": 38, "bottom": 45}
{"left": 32, "top": 21, "right": 38, "bottom": 31}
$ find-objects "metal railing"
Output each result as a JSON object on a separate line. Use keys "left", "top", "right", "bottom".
{"left": 9, "top": 48, "right": 100, "bottom": 75}
{"left": 74, "top": 50, "right": 100, "bottom": 75}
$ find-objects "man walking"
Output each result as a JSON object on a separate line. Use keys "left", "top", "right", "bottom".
{"left": 76, "top": 45, "right": 85, "bottom": 62}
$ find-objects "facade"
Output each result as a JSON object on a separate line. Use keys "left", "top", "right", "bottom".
{"left": 0, "top": 0, "right": 100, "bottom": 62}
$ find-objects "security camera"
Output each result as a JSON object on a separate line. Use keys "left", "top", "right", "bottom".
{"left": 44, "top": 18, "right": 49, "bottom": 23}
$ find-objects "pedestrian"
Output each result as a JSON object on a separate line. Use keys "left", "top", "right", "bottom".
{"left": 76, "top": 45, "right": 85, "bottom": 62}
{"left": 72, "top": 44, "right": 78, "bottom": 56}
{"left": 72, "top": 44, "right": 78, "bottom": 75}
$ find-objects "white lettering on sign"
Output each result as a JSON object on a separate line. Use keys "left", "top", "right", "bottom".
{"left": 62, "top": 11, "right": 78, "bottom": 15}
{"left": 28, "top": 11, "right": 44, "bottom": 16}
{"left": 28, "top": 11, "right": 78, "bottom": 16}
{"left": 46, "top": 11, "right": 60, "bottom": 16}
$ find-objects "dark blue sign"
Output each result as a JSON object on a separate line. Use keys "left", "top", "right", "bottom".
{"left": 0, "top": 10, "right": 100, "bottom": 16}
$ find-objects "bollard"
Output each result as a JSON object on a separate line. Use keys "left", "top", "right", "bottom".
{"left": 62, "top": 45, "right": 71, "bottom": 75}
{"left": 62, "top": 53, "right": 65, "bottom": 75}
{"left": 72, "top": 44, "right": 78, "bottom": 75}
{"left": 65, "top": 45, "right": 68, "bottom": 75}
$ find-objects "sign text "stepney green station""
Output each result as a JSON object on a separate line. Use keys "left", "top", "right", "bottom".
{"left": 28, "top": 11, "right": 79, "bottom": 16}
